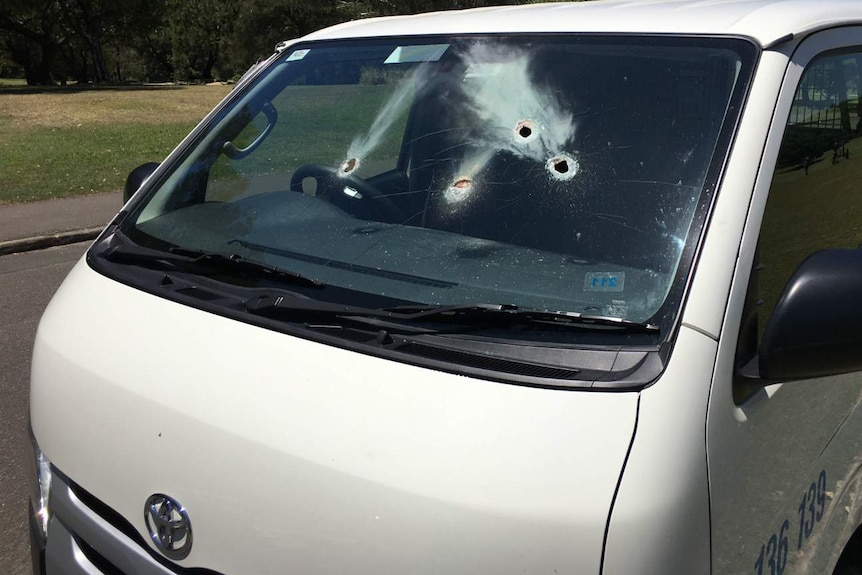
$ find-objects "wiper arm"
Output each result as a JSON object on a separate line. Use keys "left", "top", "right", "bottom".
{"left": 103, "top": 244, "right": 323, "bottom": 288}
{"left": 383, "top": 303, "right": 659, "bottom": 332}
{"left": 246, "top": 297, "right": 658, "bottom": 333}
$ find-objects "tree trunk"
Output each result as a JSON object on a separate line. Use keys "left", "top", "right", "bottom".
{"left": 25, "top": 40, "right": 56, "bottom": 85}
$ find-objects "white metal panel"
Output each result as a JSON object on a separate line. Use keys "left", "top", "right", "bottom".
{"left": 707, "top": 26, "right": 862, "bottom": 575}
{"left": 681, "top": 49, "right": 792, "bottom": 338}
{"left": 300, "top": 0, "right": 862, "bottom": 49}
{"left": 31, "top": 261, "right": 638, "bottom": 575}
{"left": 602, "top": 325, "right": 716, "bottom": 575}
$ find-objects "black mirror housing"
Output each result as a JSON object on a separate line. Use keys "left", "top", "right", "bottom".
{"left": 760, "top": 248, "right": 862, "bottom": 380}
{"left": 123, "top": 163, "right": 159, "bottom": 203}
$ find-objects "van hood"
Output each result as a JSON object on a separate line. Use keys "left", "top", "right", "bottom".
{"left": 31, "top": 260, "right": 639, "bottom": 575}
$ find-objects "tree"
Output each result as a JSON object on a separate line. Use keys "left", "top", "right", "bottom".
{"left": 167, "top": 0, "right": 240, "bottom": 81}
{"left": 0, "top": 0, "right": 591, "bottom": 85}
{"left": 221, "top": 0, "right": 346, "bottom": 78}
{"left": 361, "top": 0, "right": 518, "bottom": 15}
{"left": 0, "top": 0, "right": 67, "bottom": 85}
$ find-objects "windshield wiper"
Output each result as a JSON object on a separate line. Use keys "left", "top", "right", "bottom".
{"left": 103, "top": 244, "right": 323, "bottom": 288}
{"left": 383, "top": 303, "right": 660, "bottom": 333}
{"left": 245, "top": 296, "right": 658, "bottom": 333}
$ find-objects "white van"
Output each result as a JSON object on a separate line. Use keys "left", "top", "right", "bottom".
{"left": 27, "top": 1, "right": 862, "bottom": 573}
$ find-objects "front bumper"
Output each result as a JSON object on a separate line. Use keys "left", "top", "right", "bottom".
{"left": 31, "top": 470, "right": 205, "bottom": 575}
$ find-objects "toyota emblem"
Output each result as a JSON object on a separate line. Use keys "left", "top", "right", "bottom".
{"left": 144, "top": 494, "right": 193, "bottom": 560}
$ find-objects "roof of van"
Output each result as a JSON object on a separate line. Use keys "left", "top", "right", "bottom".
{"left": 300, "top": 0, "right": 862, "bottom": 48}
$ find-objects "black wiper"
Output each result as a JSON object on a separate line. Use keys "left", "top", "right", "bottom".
{"left": 245, "top": 296, "right": 658, "bottom": 333}
{"left": 103, "top": 243, "right": 323, "bottom": 288}
{"left": 383, "top": 303, "right": 660, "bottom": 333}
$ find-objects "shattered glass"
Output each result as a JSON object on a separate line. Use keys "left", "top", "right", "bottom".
{"left": 128, "top": 35, "right": 753, "bottom": 330}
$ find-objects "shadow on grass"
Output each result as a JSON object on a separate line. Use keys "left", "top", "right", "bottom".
{"left": 777, "top": 156, "right": 827, "bottom": 174}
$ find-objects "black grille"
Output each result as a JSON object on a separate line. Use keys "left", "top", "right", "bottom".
{"left": 75, "top": 536, "right": 124, "bottom": 575}
{"left": 69, "top": 482, "right": 224, "bottom": 575}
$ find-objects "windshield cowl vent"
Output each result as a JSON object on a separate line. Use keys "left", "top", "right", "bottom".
{"left": 395, "top": 341, "right": 581, "bottom": 380}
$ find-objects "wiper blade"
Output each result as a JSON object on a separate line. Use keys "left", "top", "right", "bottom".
{"left": 103, "top": 244, "right": 323, "bottom": 288}
{"left": 246, "top": 296, "right": 658, "bottom": 333}
{"left": 383, "top": 303, "right": 660, "bottom": 333}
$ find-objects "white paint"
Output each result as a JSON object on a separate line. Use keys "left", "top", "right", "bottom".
{"left": 32, "top": 261, "right": 639, "bottom": 574}
{"left": 299, "top": 0, "right": 862, "bottom": 51}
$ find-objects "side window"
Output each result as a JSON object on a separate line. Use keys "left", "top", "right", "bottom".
{"left": 738, "top": 50, "right": 862, "bottom": 365}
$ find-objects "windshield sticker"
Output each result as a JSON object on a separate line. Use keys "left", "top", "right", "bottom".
{"left": 384, "top": 44, "right": 450, "bottom": 64}
{"left": 584, "top": 273, "right": 625, "bottom": 292}
{"left": 285, "top": 49, "right": 310, "bottom": 62}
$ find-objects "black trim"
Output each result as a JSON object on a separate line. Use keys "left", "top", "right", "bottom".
{"left": 29, "top": 504, "right": 46, "bottom": 575}
{"left": 89, "top": 236, "right": 664, "bottom": 391}
{"left": 90, "top": 33, "right": 761, "bottom": 392}
{"left": 75, "top": 535, "right": 125, "bottom": 575}
{"left": 599, "top": 393, "right": 641, "bottom": 573}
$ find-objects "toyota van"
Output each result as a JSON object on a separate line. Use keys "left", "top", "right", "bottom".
{"left": 27, "top": 1, "right": 862, "bottom": 573}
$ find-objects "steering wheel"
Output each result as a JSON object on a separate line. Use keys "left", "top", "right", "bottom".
{"left": 289, "top": 163, "right": 405, "bottom": 223}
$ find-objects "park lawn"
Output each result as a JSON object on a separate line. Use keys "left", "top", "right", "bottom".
{"left": 0, "top": 85, "right": 232, "bottom": 204}
{"left": 0, "top": 82, "right": 410, "bottom": 204}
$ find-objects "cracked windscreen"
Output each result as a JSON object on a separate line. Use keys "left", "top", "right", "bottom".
{"left": 127, "top": 35, "right": 754, "bottom": 331}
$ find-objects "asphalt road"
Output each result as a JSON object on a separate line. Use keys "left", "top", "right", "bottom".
{"left": 0, "top": 242, "right": 88, "bottom": 575}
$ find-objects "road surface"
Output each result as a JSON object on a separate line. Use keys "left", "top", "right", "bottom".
{"left": 0, "top": 242, "right": 88, "bottom": 575}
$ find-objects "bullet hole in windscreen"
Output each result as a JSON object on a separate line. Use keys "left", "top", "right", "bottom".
{"left": 514, "top": 119, "right": 537, "bottom": 142}
{"left": 546, "top": 154, "right": 579, "bottom": 181}
{"left": 340, "top": 157, "right": 359, "bottom": 175}
{"left": 444, "top": 177, "right": 474, "bottom": 203}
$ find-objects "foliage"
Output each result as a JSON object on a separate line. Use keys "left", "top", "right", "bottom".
{"left": 0, "top": 0, "right": 578, "bottom": 85}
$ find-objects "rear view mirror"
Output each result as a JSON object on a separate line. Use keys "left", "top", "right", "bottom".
{"left": 760, "top": 248, "right": 862, "bottom": 380}
{"left": 124, "top": 162, "right": 159, "bottom": 203}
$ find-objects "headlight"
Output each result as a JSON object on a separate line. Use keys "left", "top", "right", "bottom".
{"left": 28, "top": 430, "right": 53, "bottom": 541}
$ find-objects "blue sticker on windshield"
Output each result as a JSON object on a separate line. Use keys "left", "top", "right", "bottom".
{"left": 584, "top": 272, "right": 625, "bottom": 292}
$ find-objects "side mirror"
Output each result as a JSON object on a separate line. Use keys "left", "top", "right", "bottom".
{"left": 123, "top": 162, "right": 159, "bottom": 203}
{"left": 760, "top": 248, "right": 862, "bottom": 380}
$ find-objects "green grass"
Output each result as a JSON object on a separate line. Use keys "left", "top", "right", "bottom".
{"left": 201, "top": 84, "right": 413, "bottom": 201}
{"left": 0, "top": 123, "right": 197, "bottom": 202}
{"left": 0, "top": 82, "right": 411, "bottom": 204}
{"left": 0, "top": 85, "right": 231, "bottom": 204}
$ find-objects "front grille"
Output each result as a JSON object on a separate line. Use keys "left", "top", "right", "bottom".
{"left": 57, "top": 477, "right": 224, "bottom": 575}
{"left": 75, "top": 536, "right": 124, "bottom": 575}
